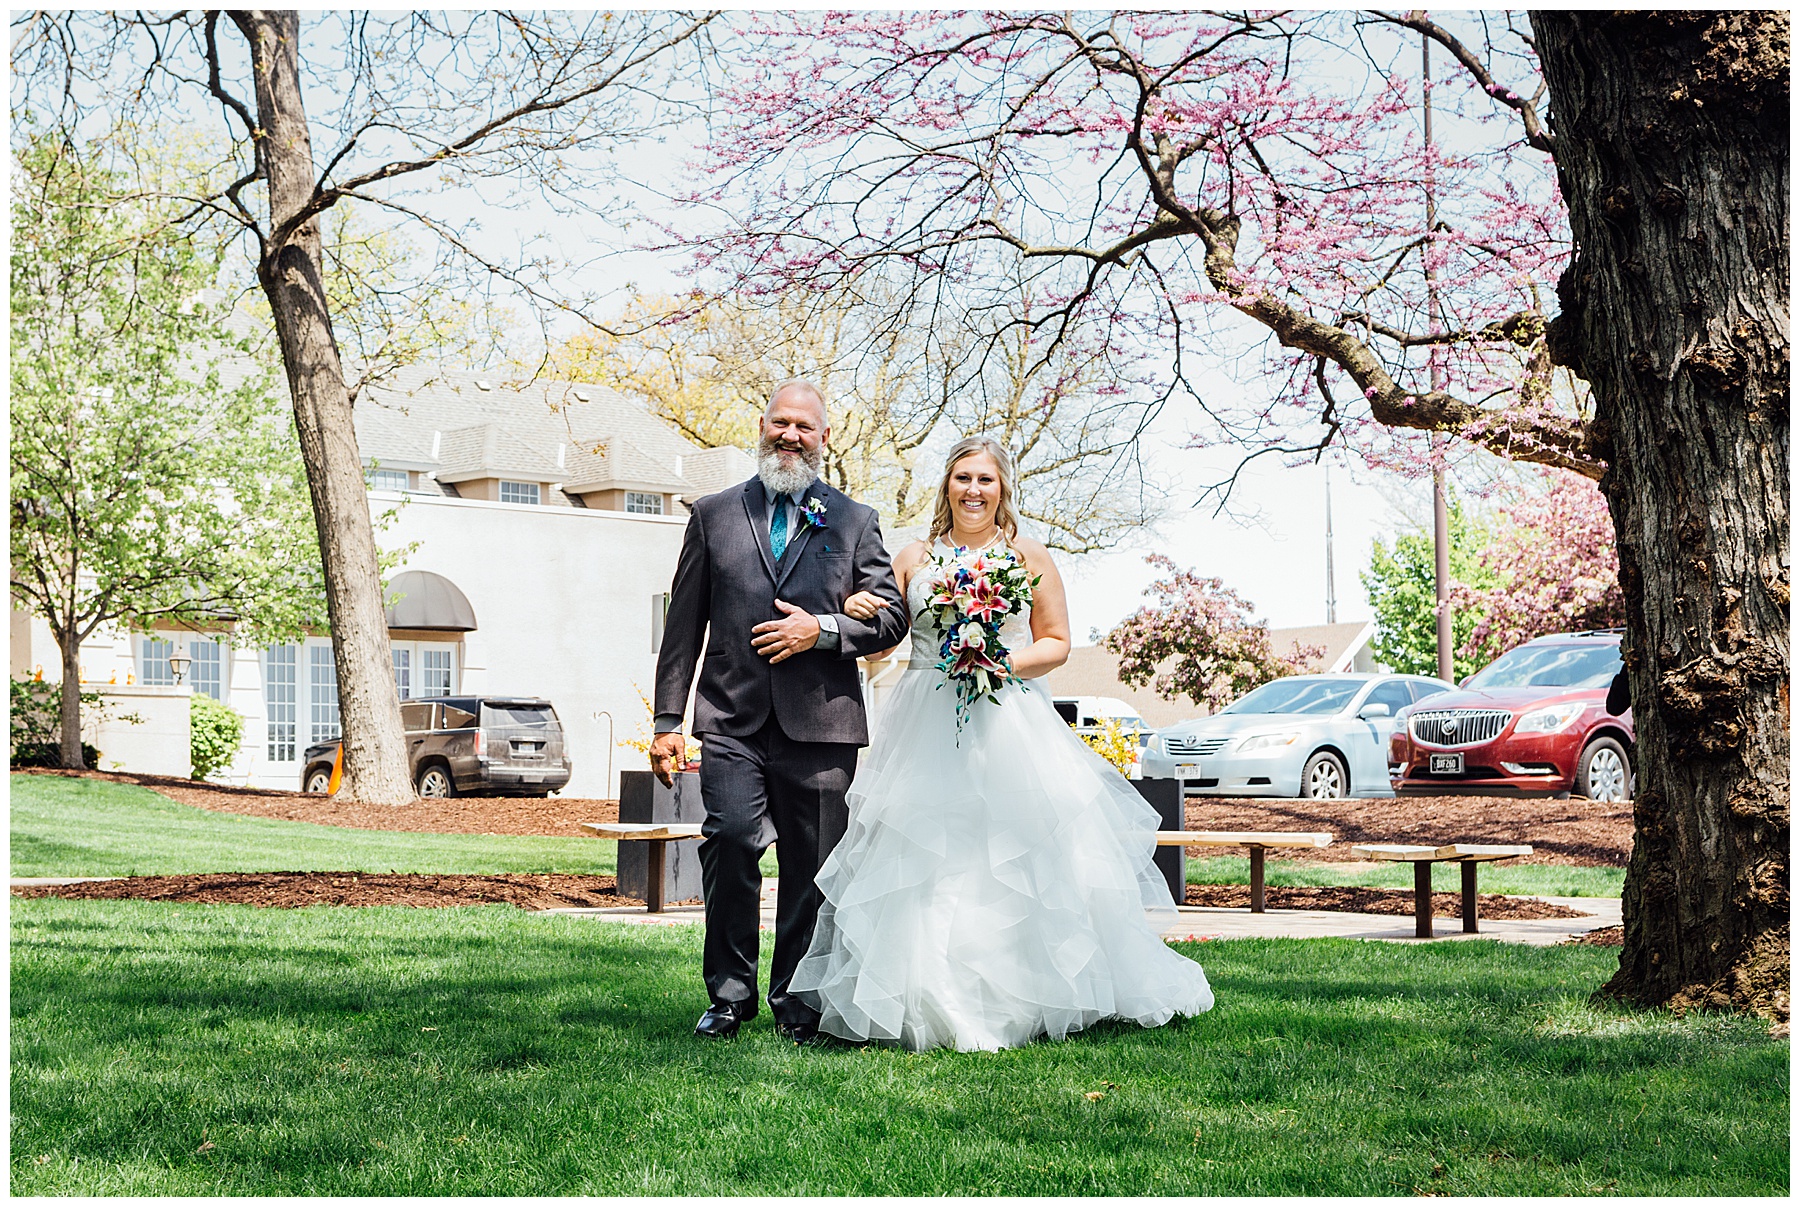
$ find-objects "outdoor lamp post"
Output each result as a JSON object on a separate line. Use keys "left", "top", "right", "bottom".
{"left": 168, "top": 647, "right": 192, "bottom": 684}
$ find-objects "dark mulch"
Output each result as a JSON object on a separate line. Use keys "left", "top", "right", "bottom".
{"left": 1561, "top": 924, "right": 1625, "bottom": 946}
{"left": 1182, "top": 883, "right": 1584, "bottom": 920}
{"left": 9, "top": 872, "right": 674, "bottom": 910}
{"left": 1184, "top": 793, "right": 1630, "bottom": 867}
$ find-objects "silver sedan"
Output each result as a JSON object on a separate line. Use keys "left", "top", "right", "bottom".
{"left": 1140, "top": 673, "right": 1454, "bottom": 799}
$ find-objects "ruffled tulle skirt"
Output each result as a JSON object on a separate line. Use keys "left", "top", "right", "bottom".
{"left": 790, "top": 671, "right": 1214, "bottom": 1052}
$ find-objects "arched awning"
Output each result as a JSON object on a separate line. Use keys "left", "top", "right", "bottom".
{"left": 385, "top": 571, "right": 477, "bottom": 632}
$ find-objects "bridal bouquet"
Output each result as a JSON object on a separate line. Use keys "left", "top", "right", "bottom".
{"left": 919, "top": 545, "right": 1041, "bottom": 733}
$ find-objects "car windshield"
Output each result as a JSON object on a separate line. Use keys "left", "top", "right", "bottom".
{"left": 481, "top": 704, "right": 557, "bottom": 728}
{"left": 1466, "top": 643, "right": 1621, "bottom": 690}
{"left": 1222, "top": 678, "right": 1361, "bottom": 716}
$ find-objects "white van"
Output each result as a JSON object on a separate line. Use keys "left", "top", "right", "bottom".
{"left": 1051, "top": 695, "right": 1150, "bottom": 745}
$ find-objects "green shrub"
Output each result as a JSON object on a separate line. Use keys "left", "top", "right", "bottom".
{"left": 189, "top": 693, "right": 244, "bottom": 780}
{"left": 10, "top": 677, "right": 101, "bottom": 768}
{"left": 11, "top": 741, "right": 102, "bottom": 768}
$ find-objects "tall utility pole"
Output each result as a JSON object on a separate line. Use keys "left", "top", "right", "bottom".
{"left": 1324, "top": 462, "right": 1338, "bottom": 624}
{"left": 1423, "top": 29, "right": 1454, "bottom": 683}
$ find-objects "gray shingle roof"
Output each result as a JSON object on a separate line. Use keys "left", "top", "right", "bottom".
{"left": 353, "top": 367, "right": 748, "bottom": 495}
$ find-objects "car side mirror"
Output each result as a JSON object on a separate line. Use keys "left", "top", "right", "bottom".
{"left": 1357, "top": 702, "right": 1391, "bottom": 720}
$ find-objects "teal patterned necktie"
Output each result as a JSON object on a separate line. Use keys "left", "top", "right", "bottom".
{"left": 770, "top": 496, "right": 790, "bottom": 561}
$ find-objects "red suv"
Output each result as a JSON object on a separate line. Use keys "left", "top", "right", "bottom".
{"left": 1388, "top": 631, "right": 1633, "bottom": 800}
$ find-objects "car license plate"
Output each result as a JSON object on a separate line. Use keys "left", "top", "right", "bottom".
{"left": 1429, "top": 753, "right": 1464, "bottom": 775}
{"left": 1175, "top": 764, "right": 1202, "bottom": 775}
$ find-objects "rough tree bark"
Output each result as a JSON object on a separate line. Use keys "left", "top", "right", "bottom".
{"left": 232, "top": 11, "right": 414, "bottom": 805}
{"left": 1533, "top": 11, "right": 1789, "bottom": 1021}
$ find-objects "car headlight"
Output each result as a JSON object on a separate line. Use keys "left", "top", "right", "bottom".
{"left": 1514, "top": 702, "right": 1585, "bottom": 734}
{"left": 1237, "top": 731, "right": 1300, "bottom": 752}
{"left": 1145, "top": 734, "right": 1165, "bottom": 754}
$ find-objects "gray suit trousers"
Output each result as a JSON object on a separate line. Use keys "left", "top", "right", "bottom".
{"left": 698, "top": 717, "right": 857, "bottom": 1024}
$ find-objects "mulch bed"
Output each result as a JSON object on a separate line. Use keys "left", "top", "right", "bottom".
{"left": 1184, "top": 794, "right": 1630, "bottom": 867}
{"left": 1182, "top": 883, "right": 1584, "bottom": 920}
{"left": 17, "top": 873, "right": 1580, "bottom": 919}
{"left": 12, "top": 872, "right": 662, "bottom": 910}
{"left": 1561, "top": 925, "right": 1625, "bottom": 946}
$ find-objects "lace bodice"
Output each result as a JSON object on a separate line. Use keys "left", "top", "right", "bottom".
{"left": 905, "top": 541, "right": 1036, "bottom": 667}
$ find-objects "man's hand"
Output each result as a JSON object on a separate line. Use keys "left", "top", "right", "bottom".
{"left": 649, "top": 731, "right": 687, "bottom": 788}
{"left": 751, "top": 599, "right": 820, "bottom": 664}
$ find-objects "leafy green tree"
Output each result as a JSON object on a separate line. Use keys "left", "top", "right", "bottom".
{"left": 9, "top": 131, "right": 325, "bottom": 768}
{"left": 1361, "top": 502, "right": 1498, "bottom": 683}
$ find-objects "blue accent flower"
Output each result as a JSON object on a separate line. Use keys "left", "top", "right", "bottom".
{"left": 800, "top": 496, "right": 828, "bottom": 529}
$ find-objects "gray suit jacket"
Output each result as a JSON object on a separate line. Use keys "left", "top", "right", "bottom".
{"left": 655, "top": 477, "right": 909, "bottom": 745}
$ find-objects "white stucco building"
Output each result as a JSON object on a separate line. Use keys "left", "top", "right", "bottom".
{"left": 10, "top": 367, "right": 755, "bottom": 798}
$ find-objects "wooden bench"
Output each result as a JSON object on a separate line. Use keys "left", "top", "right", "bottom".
{"left": 581, "top": 822, "right": 704, "bottom": 912}
{"left": 1155, "top": 830, "right": 1334, "bottom": 913}
{"left": 1351, "top": 843, "right": 1534, "bottom": 937}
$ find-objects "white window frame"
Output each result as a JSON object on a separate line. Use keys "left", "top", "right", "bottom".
{"left": 263, "top": 644, "right": 299, "bottom": 762}
{"left": 138, "top": 636, "right": 174, "bottom": 686}
{"left": 392, "top": 647, "right": 412, "bottom": 699}
{"left": 368, "top": 467, "right": 409, "bottom": 491}
{"left": 625, "top": 490, "right": 664, "bottom": 515}
{"left": 189, "top": 636, "right": 227, "bottom": 700}
{"left": 499, "top": 480, "right": 541, "bottom": 505}
{"left": 308, "top": 642, "right": 340, "bottom": 744}
{"left": 390, "top": 639, "right": 459, "bottom": 697}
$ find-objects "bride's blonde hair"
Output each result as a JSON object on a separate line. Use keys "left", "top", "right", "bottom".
{"left": 928, "top": 436, "right": 1021, "bottom": 545}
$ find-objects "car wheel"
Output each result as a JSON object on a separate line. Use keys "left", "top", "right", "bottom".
{"left": 416, "top": 764, "right": 456, "bottom": 799}
{"left": 1301, "top": 751, "right": 1348, "bottom": 799}
{"left": 1577, "top": 737, "right": 1631, "bottom": 802}
{"left": 303, "top": 766, "right": 333, "bottom": 794}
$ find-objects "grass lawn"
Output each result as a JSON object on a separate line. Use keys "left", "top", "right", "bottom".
{"left": 1185, "top": 855, "right": 1624, "bottom": 899}
{"left": 11, "top": 898, "right": 1785, "bottom": 1196}
{"left": 10, "top": 774, "right": 619, "bottom": 878}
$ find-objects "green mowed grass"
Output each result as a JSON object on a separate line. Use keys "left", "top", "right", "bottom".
{"left": 11, "top": 898, "right": 1786, "bottom": 1196}
{"left": 9, "top": 773, "right": 619, "bottom": 878}
{"left": 1185, "top": 855, "right": 1623, "bottom": 898}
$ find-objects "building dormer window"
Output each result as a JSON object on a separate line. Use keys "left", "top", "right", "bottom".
{"left": 499, "top": 480, "right": 541, "bottom": 505}
{"left": 368, "top": 468, "right": 409, "bottom": 491}
{"left": 625, "top": 491, "right": 664, "bottom": 515}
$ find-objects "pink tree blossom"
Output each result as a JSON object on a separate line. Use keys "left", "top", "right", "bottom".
{"left": 1103, "top": 556, "right": 1325, "bottom": 712}
{"left": 671, "top": 12, "right": 1588, "bottom": 491}
{"left": 1453, "top": 471, "right": 1624, "bottom": 662}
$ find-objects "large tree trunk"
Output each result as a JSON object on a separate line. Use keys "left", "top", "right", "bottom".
{"left": 232, "top": 11, "right": 414, "bottom": 805}
{"left": 1533, "top": 11, "right": 1789, "bottom": 1022}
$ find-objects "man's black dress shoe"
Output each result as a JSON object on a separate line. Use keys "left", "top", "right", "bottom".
{"left": 695, "top": 1002, "right": 753, "bottom": 1039}
{"left": 775, "top": 1018, "right": 821, "bottom": 1045}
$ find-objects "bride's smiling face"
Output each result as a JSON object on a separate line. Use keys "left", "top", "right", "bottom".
{"left": 945, "top": 451, "right": 1003, "bottom": 533}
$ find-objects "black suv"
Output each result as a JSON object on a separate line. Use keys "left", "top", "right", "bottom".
{"left": 303, "top": 695, "right": 571, "bottom": 798}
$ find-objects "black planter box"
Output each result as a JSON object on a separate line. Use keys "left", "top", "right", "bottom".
{"left": 617, "top": 769, "right": 705, "bottom": 905}
{"left": 1132, "top": 777, "right": 1186, "bottom": 903}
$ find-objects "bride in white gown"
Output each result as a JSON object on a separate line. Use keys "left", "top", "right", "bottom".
{"left": 789, "top": 437, "right": 1213, "bottom": 1052}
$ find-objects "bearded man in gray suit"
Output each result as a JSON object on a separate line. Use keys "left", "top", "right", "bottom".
{"left": 651, "top": 380, "right": 909, "bottom": 1043}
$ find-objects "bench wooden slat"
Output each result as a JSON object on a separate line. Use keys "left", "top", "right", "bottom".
{"left": 581, "top": 822, "right": 704, "bottom": 841}
{"left": 1351, "top": 842, "right": 1533, "bottom": 862}
{"left": 1434, "top": 843, "right": 1533, "bottom": 860}
{"left": 1181, "top": 830, "right": 1334, "bottom": 848}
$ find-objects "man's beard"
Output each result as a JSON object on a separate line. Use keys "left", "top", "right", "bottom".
{"left": 757, "top": 435, "right": 822, "bottom": 496}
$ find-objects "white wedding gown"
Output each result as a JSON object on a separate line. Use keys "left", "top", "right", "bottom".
{"left": 791, "top": 544, "right": 1214, "bottom": 1051}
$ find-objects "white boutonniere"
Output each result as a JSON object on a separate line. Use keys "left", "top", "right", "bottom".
{"left": 800, "top": 496, "right": 828, "bottom": 529}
